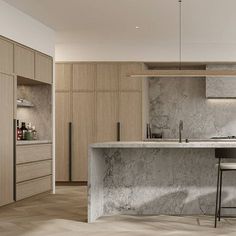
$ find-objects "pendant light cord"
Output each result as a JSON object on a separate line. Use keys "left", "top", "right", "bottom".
{"left": 179, "top": 0, "right": 182, "bottom": 70}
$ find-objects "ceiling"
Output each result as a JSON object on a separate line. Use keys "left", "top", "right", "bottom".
{"left": 3, "top": 0, "right": 236, "bottom": 43}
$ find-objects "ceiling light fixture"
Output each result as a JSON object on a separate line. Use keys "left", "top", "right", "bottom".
{"left": 135, "top": 26, "right": 140, "bottom": 29}
{"left": 128, "top": 0, "right": 236, "bottom": 78}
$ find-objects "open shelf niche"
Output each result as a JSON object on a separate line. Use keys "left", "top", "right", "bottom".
{"left": 17, "top": 76, "right": 52, "bottom": 141}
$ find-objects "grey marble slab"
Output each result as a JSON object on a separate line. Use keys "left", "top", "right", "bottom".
{"left": 90, "top": 141, "right": 236, "bottom": 149}
{"left": 149, "top": 76, "right": 236, "bottom": 139}
{"left": 88, "top": 145, "right": 236, "bottom": 223}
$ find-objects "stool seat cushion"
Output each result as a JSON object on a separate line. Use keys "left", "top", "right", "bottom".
{"left": 219, "top": 163, "right": 236, "bottom": 170}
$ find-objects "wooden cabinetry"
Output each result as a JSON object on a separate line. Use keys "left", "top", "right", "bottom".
{"left": 14, "top": 44, "right": 34, "bottom": 79}
{"left": 0, "top": 73, "right": 14, "bottom": 206}
{"left": 96, "top": 92, "right": 118, "bottom": 142}
{"left": 55, "top": 92, "right": 70, "bottom": 181}
{"left": 73, "top": 63, "right": 95, "bottom": 91}
{"left": 55, "top": 62, "right": 146, "bottom": 182}
{"left": 119, "top": 91, "right": 142, "bottom": 141}
{"left": 56, "top": 63, "right": 72, "bottom": 91}
{"left": 72, "top": 92, "right": 94, "bottom": 181}
{"left": 16, "top": 144, "right": 52, "bottom": 200}
{"left": 35, "top": 52, "right": 53, "bottom": 84}
{"left": 96, "top": 63, "right": 119, "bottom": 91}
{"left": 0, "top": 35, "right": 53, "bottom": 206}
{"left": 0, "top": 37, "right": 13, "bottom": 74}
{"left": 119, "top": 63, "right": 142, "bottom": 91}
{"left": 16, "top": 176, "right": 52, "bottom": 201}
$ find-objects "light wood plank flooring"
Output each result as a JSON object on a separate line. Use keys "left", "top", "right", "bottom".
{"left": 0, "top": 186, "right": 236, "bottom": 235}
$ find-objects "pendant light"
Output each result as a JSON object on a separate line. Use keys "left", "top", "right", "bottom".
{"left": 128, "top": 0, "right": 236, "bottom": 78}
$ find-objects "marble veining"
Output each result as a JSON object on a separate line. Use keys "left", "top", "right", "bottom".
{"left": 149, "top": 76, "right": 236, "bottom": 139}
{"left": 88, "top": 147, "right": 236, "bottom": 222}
{"left": 91, "top": 141, "right": 236, "bottom": 148}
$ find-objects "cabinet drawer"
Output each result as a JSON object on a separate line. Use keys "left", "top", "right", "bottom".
{"left": 16, "top": 144, "right": 52, "bottom": 164}
{"left": 16, "top": 175, "right": 52, "bottom": 201}
{"left": 16, "top": 160, "right": 52, "bottom": 183}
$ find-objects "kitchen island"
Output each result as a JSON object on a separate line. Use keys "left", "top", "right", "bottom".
{"left": 88, "top": 141, "right": 236, "bottom": 222}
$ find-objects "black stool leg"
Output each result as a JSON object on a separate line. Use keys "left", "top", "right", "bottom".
{"left": 218, "top": 170, "right": 223, "bottom": 221}
{"left": 214, "top": 158, "right": 221, "bottom": 228}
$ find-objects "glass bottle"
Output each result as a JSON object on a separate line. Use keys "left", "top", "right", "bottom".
{"left": 21, "top": 122, "right": 28, "bottom": 140}
{"left": 32, "top": 126, "right": 37, "bottom": 140}
{"left": 16, "top": 120, "right": 22, "bottom": 140}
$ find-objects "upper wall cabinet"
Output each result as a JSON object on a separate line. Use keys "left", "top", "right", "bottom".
{"left": 73, "top": 63, "right": 96, "bottom": 91}
{"left": 0, "top": 37, "right": 13, "bottom": 74}
{"left": 119, "top": 63, "right": 143, "bottom": 91}
{"left": 14, "top": 44, "right": 34, "bottom": 79}
{"left": 35, "top": 52, "right": 53, "bottom": 84}
{"left": 96, "top": 63, "right": 119, "bottom": 91}
{"left": 55, "top": 64, "right": 72, "bottom": 91}
{"left": 206, "top": 64, "right": 236, "bottom": 98}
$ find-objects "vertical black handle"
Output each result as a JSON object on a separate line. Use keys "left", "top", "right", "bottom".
{"left": 13, "top": 119, "right": 16, "bottom": 201}
{"left": 69, "top": 122, "right": 72, "bottom": 182}
{"left": 117, "top": 122, "right": 120, "bottom": 141}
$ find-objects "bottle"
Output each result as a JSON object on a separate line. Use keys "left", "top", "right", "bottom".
{"left": 32, "top": 126, "right": 37, "bottom": 140}
{"left": 21, "top": 122, "right": 28, "bottom": 140}
{"left": 26, "top": 122, "right": 33, "bottom": 140}
{"left": 16, "top": 120, "right": 22, "bottom": 140}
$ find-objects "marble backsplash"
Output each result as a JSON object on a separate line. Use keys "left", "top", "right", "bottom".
{"left": 149, "top": 77, "right": 236, "bottom": 139}
{"left": 17, "top": 85, "right": 52, "bottom": 140}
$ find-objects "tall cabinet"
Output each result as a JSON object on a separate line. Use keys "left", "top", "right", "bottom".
{"left": 55, "top": 62, "right": 147, "bottom": 183}
{"left": 0, "top": 35, "right": 53, "bottom": 206}
{"left": 0, "top": 73, "right": 14, "bottom": 206}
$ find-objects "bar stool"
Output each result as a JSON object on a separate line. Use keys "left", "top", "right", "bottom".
{"left": 215, "top": 148, "right": 236, "bottom": 228}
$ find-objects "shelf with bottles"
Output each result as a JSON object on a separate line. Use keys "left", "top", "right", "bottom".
{"left": 16, "top": 120, "right": 38, "bottom": 141}
{"left": 16, "top": 76, "right": 52, "bottom": 143}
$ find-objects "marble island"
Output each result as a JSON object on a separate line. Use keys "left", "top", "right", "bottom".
{"left": 88, "top": 141, "right": 236, "bottom": 223}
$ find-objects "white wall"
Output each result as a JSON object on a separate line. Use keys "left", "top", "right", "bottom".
{"left": 0, "top": 0, "right": 55, "bottom": 56}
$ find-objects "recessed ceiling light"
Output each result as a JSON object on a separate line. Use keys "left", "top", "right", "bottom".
{"left": 135, "top": 26, "right": 140, "bottom": 29}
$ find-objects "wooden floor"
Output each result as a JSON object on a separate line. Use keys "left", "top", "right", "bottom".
{"left": 0, "top": 186, "right": 236, "bottom": 235}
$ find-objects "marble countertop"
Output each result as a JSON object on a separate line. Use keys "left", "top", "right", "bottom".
{"left": 16, "top": 140, "right": 52, "bottom": 145}
{"left": 90, "top": 141, "right": 236, "bottom": 148}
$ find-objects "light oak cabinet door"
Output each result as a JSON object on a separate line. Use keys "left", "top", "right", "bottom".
{"left": 0, "top": 37, "right": 13, "bottom": 74}
{"left": 14, "top": 44, "right": 34, "bottom": 79}
{"left": 119, "top": 91, "right": 142, "bottom": 141}
{"left": 72, "top": 92, "right": 94, "bottom": 181}
{"left": 55, "top": 92, "right": 70, "bottom": 181}
{"left": 96, "top": 63, "right": 119, "bottom": 91}
{"left": 73, "top": 63, "right": 95, "bottom": 91}
{"left": 0, "top": 73, "right": 14, "bottom": 206}
{"left": 55, "top": 64, "right": 72, "bottom": 91}
{"left": 35, "top": 53, "right": 53, "bottom": 84}
{"left": 96, "top": 92, "right": 118, "bottom": 142}
{"left": 119, "top": 63, "right": 142, "bottom": 91}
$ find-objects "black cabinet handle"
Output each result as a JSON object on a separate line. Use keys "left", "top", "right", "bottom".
{"left": 13, "top": 119, "right": 16, "bottom": 201}
{"left": 117, "top": 122, "right": 121, "bottom": 141}
{"left": 69, "top": 122, "right": 72, "bottom": 182}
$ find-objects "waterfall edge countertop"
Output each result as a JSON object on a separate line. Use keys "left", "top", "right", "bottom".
{"left": 90, "top": 140, "right": 236, "bottom": 149}
{"left": 88, "top": 140, "right": 236, "bottom": 223}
